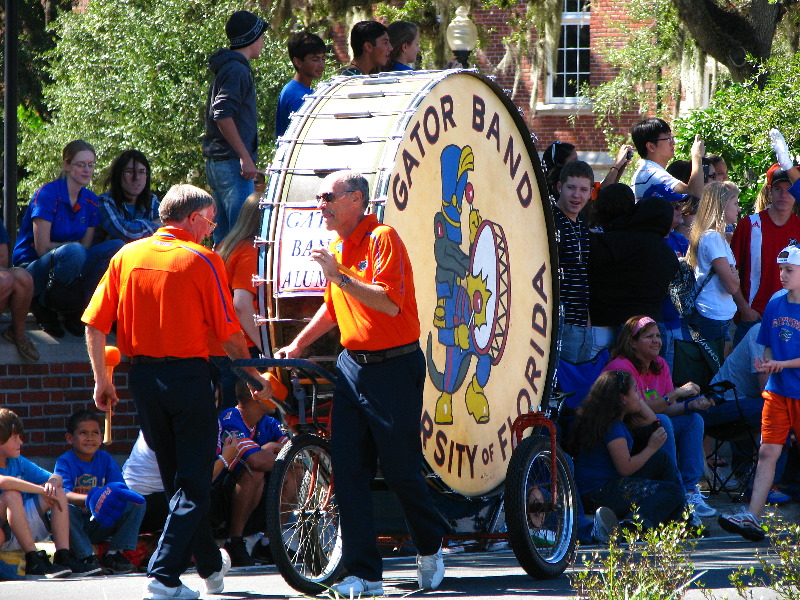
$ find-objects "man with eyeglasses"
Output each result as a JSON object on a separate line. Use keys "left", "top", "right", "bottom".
{"left": 82, "top": 185, "right": 274, "bottom": 600}
{"left": 631, "top": 117, "right": 705, "bottom": 203}
{"left": 276, "top": 171, "right": 444, "bottom": 597}
{"left": 203, "top": 10, "right": 266, "bottom": 245}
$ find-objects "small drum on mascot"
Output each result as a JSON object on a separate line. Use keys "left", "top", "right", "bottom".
{"left": 258, "top": 69, "right": 558, "bottom": 498}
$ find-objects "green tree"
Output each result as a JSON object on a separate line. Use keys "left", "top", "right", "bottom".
{"left": 18, "top": 0, "right": 293, "bottom": 198}
{"left": 672, "top": 53, "right": 800, "bottom": 211}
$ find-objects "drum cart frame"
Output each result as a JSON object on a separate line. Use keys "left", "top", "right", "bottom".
{"left": 234, "top": 357, "right": 578, "bottom": 595}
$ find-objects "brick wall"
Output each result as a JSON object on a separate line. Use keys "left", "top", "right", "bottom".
{"left": 0, "top": 329, "right": 138, "bottom": 461}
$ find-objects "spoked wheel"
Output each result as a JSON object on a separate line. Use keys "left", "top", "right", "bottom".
{"left": 504, "top": 435, "right": 577, "bottom": 579}
{"left": 265, "top": 434, "right": 342, "bottom": 594}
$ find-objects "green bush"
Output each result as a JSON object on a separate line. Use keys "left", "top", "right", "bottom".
{"left": 18, "top": 0, "right": 294, "bottom": 199}
{"left": 673, "top": 53, "right": 800, "bottom": 212}
{"left": 571, "top": 516, "right": 703, "bottom": 600}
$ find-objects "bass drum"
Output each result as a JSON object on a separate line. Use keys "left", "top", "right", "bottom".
{"left": 258, "top": 69, "right": 558, "bottom": 499}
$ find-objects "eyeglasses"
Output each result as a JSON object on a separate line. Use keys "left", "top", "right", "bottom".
{"left": 199, "top": 214, "right": 217, "bottom": 232}
{"left": 654, "top": 136, "right": 675, "bottom": 143}
{"left": 315, "top": 190, "right": 357, "bottom": 203}
{"left": 71, "top": 161, "right": 96, "bottom": 170}
{"left": 707, "top": 172, "right": 717, "bottom": 180}
{"left": 123, "top": 168, "right": 148, "bottom": 178}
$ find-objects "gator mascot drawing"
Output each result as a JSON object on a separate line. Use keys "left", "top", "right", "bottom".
{"left": 427, "top": 144, "right": 510, "bottom": 425}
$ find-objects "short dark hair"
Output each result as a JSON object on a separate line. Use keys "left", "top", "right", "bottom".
{"left": 350, "top": 21, "right": 388, "bottom": 58}
{"left": 666, "top": 159, "right": 691, "bottom": 184}
{"left": 0, "top": 408, "right": 23, "bottom": 445}
{"left": 66, "top": 410, "right": 103, "bottom": 435}
{"left": 707, "top": 154, "right": 725, "bottom": 168}
{"left": 631, "top": 117, "right": 671, "bottom": 159}
{"left": 288, "top": 30, "right": 326, "bottom": 64}
{"left": 559, "top": 160, "right": 594, "bottom": 185}
{"left": 592, "top": 183, "right": 634, "bottom": 229}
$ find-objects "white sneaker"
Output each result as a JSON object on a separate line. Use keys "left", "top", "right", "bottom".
{"left": 686, "top": 487, "right": 716, "bottom": 518}
{"left": 142, "top": 579, "right": 200, "bottom": 600}
{"left": 591, "top": 506, "right": 618, "bottom": 544}
{"left": 204, "top": 548, "right": 231, "bottom": 595}
{"left": 331, "top": 576, "right": 384, "bottom": 596}
{"left": 417, "top": 546, "right": 445, "bottom": 590}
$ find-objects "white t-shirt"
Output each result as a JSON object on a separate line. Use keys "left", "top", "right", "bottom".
{"left": 633, "top": 160, "right": 688, "bottom": 203}
{"left": 122, "top": 430, "right": 164, "bottom": 495}
{"left": 695, "top": 230, "right": 737, "bottom": 320}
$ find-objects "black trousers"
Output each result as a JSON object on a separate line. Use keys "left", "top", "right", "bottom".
{"left": 332, "top": 348, "right": 444, "bottom": 581}
{"left": 130, "top": 358, "right": 222, "bottom": 587}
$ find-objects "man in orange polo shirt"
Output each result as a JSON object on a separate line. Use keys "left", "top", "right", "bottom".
{"left": 277, "top": 170, "right": 444, "bottom": 597}
{"left": 82, "top": 184, "right": 273, "bottom": 600}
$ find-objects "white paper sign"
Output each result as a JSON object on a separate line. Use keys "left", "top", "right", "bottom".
{"left": 275, "top": 206, "right": 336, "bottom": 296}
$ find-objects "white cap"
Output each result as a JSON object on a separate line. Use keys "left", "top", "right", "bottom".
{"left": 777, "top": 245, "right": 800, "bottom": 266}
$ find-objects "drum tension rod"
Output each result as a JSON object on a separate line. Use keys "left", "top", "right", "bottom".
{"left": 252, "top": 237, "right": 274, "bottom": 247}
{"left": 322, "top": 137, "right": 362, "bottom": 146}
{"left": 251, "top": 275, "right": 268, "bottom": 286}
{"left": 334, "top": 112, "right": 373, "bottom": 119}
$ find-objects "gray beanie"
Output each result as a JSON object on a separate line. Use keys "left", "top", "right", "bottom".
{"left": 226, "top": 11, "right": 266, "bottom": 50}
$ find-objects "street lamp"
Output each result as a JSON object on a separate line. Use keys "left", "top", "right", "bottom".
{"left": 446, "top": 6, "right": 478, "bottom": 68}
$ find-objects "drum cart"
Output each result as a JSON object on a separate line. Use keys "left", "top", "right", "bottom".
{"left": 245, "top": 67, "right": 576, "bottom": 595}
{"left": 235, "top": 357, "right": 578, "bottom": 595}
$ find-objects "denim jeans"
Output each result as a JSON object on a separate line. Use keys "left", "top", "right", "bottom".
{"left": 68, "top": 500, "right": 146, "bottom": 559}
{"left": 659, "top": 324, "right": 683, "bottom": 373}
{"left": 560, "top": 322, "right": 593, "bottom": 363}
{"left": 691, "top": 313, "right": 731, "bottom": 343}
{"left": 205, "top": 158, "right": 254, "bottom": 244}
{"left": 590, "top": 326, "right": 615, "bottom": 357}
{"left": 582, "top": 449, "right": 685, "bottom": 528}
{"left": 657, "top": 413, "right": 705, "bottom": 491}
{"left": 24, "top": 239, "right": 124, "bottom": 303}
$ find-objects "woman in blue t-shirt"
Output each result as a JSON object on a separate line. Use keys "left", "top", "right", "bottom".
{"left": 571, "top": 370, "right": 686, "bottom": 530}
{"left": 12, "top": 140, "right": 124, "bottom": 338}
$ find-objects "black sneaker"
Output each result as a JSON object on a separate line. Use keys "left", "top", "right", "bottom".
{"left": 25, "top": 550, "right": 71, "bottom": 579}
{"left": 250, "top": 540, "right": 273, "bottom": 564}
{"left": 223, "top": 537, "right": 255, "bottom": 567}
{"left": 30, "top": 301, "right": 64, "bottom": 338}
{"left": 53, "top": 549, "right": 103, "bottom": 577}
{"left": 100, "top": 551, "right": 136, "bottom": 574}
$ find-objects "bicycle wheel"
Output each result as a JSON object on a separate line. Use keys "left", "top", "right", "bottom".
{"left": 265, "top": 434, "right": 342, "bottom": 594}
{"left": 504, "top": 435, "right": 577, "bottom": 579}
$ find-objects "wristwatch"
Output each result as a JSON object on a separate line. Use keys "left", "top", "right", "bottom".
{"left": 337, "top": 274, "right": 351, "bottom": 288}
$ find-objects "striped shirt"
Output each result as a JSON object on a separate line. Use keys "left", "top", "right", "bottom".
{"left": 554, "top": 206, "right": 590, "bottom": 325}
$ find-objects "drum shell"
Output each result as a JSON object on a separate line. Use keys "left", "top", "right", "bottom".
{"left": 260, "top": 70, "right": 559, "bottom": 497}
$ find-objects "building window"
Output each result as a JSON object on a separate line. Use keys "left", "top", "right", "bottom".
{"left": 549, "top": 0, "right": 590, "bottom": 103}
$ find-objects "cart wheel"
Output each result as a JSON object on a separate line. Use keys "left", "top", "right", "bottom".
{"left": 504, "top": 435, "right": 577, "bottom": 579}
{"left": 266, "top": 434, "right": 342, "bottom": 594}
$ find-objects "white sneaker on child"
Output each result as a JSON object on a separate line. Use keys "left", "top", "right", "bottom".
{"left": 686, "top": 486, "right": 716, "bottom": 518}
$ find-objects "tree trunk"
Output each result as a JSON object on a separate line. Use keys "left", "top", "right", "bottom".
{"left": 670, "top": 0, "right": 792, "bottom": 85}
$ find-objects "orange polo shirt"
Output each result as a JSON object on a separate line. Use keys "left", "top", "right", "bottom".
{"left": 208, "top": 240, "right": 259, "bottom": 356}
{"left": 83, "top": 226, "right": 241, "bottom": 358}
{"left": 324, "top": 214, "right": 420, "bottom": 351}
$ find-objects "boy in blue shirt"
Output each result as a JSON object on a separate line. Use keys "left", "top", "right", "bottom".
{"left": 275, "top": 31, "right": 326, "bottom": 138}
{"left": 55, "top": 410, "right": 145, "bottom": 574}
{"left": 0, "top": 408, "right": 100, "bottom": 577}
{"left": 719, "top": 245, "right": 800, "bottom": 540}
{"left": 214, "top": 379, "right": 287, "bottom": 566}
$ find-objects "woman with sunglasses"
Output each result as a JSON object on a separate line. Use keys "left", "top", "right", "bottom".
{"left": 571, "top": 369, "right": 686, "bottom": 532}
{"left": 602, "top": 315, "right": 714, "bottom": 523}
{"left": 95, "top": 150, "right": 161, "bottom": 244}
{"left": 12, "top": 140, "right": 124, "bottom": 338}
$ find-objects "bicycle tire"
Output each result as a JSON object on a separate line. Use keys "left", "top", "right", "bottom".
{"left": 265, "top": 433, "right": 343, "bottom": 594}
{"left": 504, "top": 435, "right": 577, "bottom": 579}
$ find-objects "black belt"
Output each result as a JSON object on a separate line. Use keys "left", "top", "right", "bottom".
{"left": 347, "top": 341, "right": 420, "bottom": 365}
{"left": 130, "top": 356, "right": 199, "bottom": 364}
